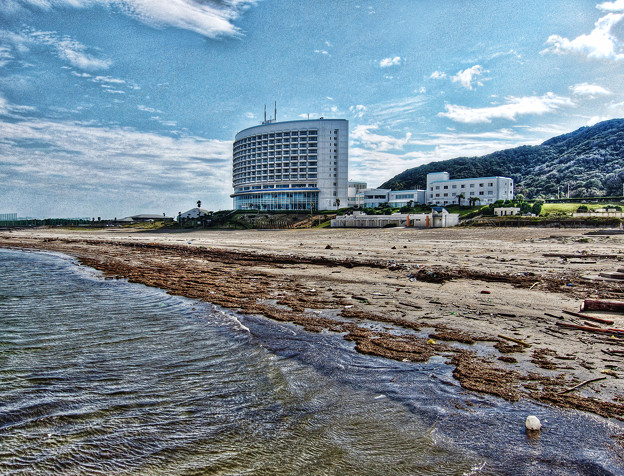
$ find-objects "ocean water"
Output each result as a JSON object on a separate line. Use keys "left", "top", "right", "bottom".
{"left": 0, "top": 248, "right": 621, "bottom": 475}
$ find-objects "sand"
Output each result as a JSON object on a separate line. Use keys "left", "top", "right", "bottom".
{"left": 2, "top": 226, "right": 623, "bottom": 420}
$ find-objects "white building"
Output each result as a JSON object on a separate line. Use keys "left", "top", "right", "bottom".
{"left": 331, "top": 208, "right": 459, "bottom": 228}
{"left": 232, "top": 118, "right": 348, "bottom": 211}
{"left": 494, "top": 207, "right": 521, "bottom": 216}
{"left": 348, "top": 181, "right": 367, "bottom": 207}
{"left": 388, "top": 190, "right": 426, "bottom": 208}
{"left": 426, "top": 172, "right": 513, "bottom": 206}
{"left": 361, "top": 188, "right": 390, "bottom": 208}
{"left": 179, "top": 208, "right": 211, "bottom": 220}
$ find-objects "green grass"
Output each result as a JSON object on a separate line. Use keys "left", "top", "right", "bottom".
{"left": 542, "top": 202, "right": 622, "bottom": 216}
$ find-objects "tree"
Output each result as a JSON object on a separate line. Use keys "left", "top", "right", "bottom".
{"left": 335, "top": 198, "right": 341, "bottom": 208}
{"left": 197, "top": 200, "right": 202, "bottom": 209}
{"left": 457, "top": 192, "right": 465, "bottom": 208}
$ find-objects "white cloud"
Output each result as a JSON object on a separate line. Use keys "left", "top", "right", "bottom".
{"left": 430, "top": 70, "right": 446, "bottom": 79}
{"left": 351, "top": 124, "right": 411, "bottom": 151}
{"left": 587, "top": 115, "right": 608, "bottom": 126}
{"left": 0, "top": 45, "right": 13, "bottom": 67}
{"left": 570, "top": 82, "right": 613, "bottom": 97}
{"left": 2, "top": 0, "right": 257, "bottom": 39}
{"left": 379, "top": 56, "right": 402, "bottom": 68}
{"left": 0, "top": 112, "right": 233, "bottom": 215}
{"left": 314, "top": 49, "right": 329, "bottom": 55}
{"left": 438, "top": 93, "right": 574, "bottom": 124}
{"left": 451, "top": 65, "right": 485, "bottom": 90}
{"left": 542, "top": 12, "right": 624, "bottom": 61}
{"left": 597, "top": 0, "right": 624, "bottom": 12}
{"left": 349, "top": 104, "right": 367, "bottom": 118}
{"left": 25, "top": 29, "right": 112, "bottom": 71}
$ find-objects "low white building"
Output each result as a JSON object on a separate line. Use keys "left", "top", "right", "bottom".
{"left": 388, "top": 190, "right": 426, "bottom": 208}
{"left": 348, "top": 181, "right": 367, "bottom": 207}
{"left": 331, "top": 208, "right": 459, "bottom": 228}
{"left": 179, "top": 208, "right": 212, "bottom": 220}
{"left": 361, "top": 188, "right": 391, "bottom": 208}
{"left": 426, "top": 172, "right": 513, "bottom": 206}
{"left": 494, "top": 207, "right": 521, "bottom": 216}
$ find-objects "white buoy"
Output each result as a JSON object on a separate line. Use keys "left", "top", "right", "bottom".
{"left": 525, "top": 415, "right": 542, "bottom": 431}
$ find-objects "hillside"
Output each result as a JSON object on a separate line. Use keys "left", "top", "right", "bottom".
{"left": 380, "top": 119, "right": 624, "bottom": 198}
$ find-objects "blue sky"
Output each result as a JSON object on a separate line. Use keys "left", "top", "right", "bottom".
{"left": 1, "top": 0, "right": 623, "bottom": 218}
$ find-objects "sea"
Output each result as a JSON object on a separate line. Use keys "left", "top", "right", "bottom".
{"left": 0, "top": 248, "right": 622, "bottom": 475}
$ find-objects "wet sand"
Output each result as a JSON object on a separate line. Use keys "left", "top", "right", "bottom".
{"left": 2, "top": 226, "right": 624, "bottom": 421}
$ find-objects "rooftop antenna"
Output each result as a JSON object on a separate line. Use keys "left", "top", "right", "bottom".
{"left": 263, "top": 104, "right": 266, "bottom": 123}
{"left": 274, "top": 101, "right": 277, "bottom": 122}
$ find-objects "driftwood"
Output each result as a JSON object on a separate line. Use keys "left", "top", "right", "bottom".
{"left": 543, "top": 253, "right": 621, "bottom": 259}
{"left": 544, "top": 312, "right": 564, "bottom": 320}
{"left": 558, "top": 377, "right": 607, "bottom": 395}
{"left": 555, "top": 322, "right": 624, "bottom": 336}
{"left": 561, "top": 310, "right": 615, "bottom": 325}
{"left": 581, "top": 299, "right": 624, "bottom": 313}
{"left": 497, "top": 334, "right": 530, "bottom": 347}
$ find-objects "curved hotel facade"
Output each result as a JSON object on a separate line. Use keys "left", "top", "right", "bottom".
{"left": 232, "top": 119, "right": 348, "bottom": 211}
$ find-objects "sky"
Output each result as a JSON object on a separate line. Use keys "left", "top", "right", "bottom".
{"left": 1, "top": 0, "right": 624, "bottom": 218}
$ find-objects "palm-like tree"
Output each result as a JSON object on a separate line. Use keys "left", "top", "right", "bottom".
{"left": 457, "top": 192, "right": 465, "bottom": 208}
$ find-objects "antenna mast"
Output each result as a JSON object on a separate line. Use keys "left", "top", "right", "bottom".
{"left": 263, "top": 104, "right": 266, "bottom": 123}
{"left": 274, "top": 101, "right": 277, "bottom": 122}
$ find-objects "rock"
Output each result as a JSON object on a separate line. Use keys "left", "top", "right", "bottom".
{"left": 525, "top": 415, "right": 542, "bottom": 431}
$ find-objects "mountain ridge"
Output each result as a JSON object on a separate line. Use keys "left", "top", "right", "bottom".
{"left": 379, "top": 118, "right": 624, "bottom": 198}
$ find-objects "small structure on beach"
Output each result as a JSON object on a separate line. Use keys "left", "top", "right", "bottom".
{"left": 179, "top": 208, "right": 212, "bottom": 220}
{"left": 331, "top": 208, "right": 459, "bottom": 228}
{"left": 494, "top": 207, "right": 521, "bottom": 216}
{"left": 119, "top": 214, "right": 174, "bottom": 224}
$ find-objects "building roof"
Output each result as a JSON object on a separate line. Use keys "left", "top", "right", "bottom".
{"left": 235, "top": 118, "right": 347, "bottom": 139}
{"left": 429, "top": 176, "right": 512, "bottom": 184}
{"left": 181, "top": 208, "right": 211, "bottom": 215}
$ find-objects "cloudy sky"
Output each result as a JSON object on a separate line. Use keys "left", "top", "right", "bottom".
{"left": 1, "top": 0, "right": 623, "bottom": 218}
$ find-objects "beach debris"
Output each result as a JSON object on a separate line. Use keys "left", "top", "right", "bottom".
{"left": 525, "top": 415, "right": 542, "bottom": 431}
{"left": 529, "top": 282, "right": 540, "bottom": 290}
{"left": 556, "top": 322, "right": 624, "bottom": 336}
{"left": 427, "top": 338, "right": 436, "bottom": 344}
{"left": 544, "top": 312, "right": 564, "bottom": 320}
{"left": 498, "top": 334, "right": 530, "bottom": 347}
{"left": 325, "top": 244, "right": 332, "bottom": 249}
{"left": 480, "top": 290, "right": 491, "bottom": 294}
{"left": 562, "top": 309, "right": 614, "bottom": 325}
{"left": 581, "top": 299, "right": 624, "bottom": 313}
{"left": 558, "top": 377, "right": 607, "bottom": 395}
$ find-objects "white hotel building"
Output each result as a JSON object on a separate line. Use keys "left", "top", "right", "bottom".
{"left": 232, "top": 119, "right": 348, "bottom": 211}
{"left": 426, "top": 172, "right": 514, "bottom": 206}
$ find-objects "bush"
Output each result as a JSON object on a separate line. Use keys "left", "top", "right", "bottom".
{"left": 532, "top": 200, "right": 544, "bottom": 216}
{"left": 577, "top": 205, "right": 589, "bottom": 213}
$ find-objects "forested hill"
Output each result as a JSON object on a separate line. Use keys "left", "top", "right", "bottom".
{"left": 379, "top": 118, "right": 624, "bottom": 198}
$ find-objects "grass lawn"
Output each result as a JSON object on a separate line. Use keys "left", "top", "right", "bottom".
{"left": 542, "top": 202, "right": 622, "bottom": 215}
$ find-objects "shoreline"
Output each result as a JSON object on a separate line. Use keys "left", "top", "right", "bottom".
{"left": 2, "top": 227, "right": 624, "bottom": 422}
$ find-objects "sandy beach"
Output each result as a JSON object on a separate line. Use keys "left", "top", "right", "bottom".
{"left": 2, "top": 226, "right": 623, "bottom": 421}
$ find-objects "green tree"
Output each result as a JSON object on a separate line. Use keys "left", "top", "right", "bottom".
{"left": 457, "top": 192, "right": 465, "bottom": 207}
